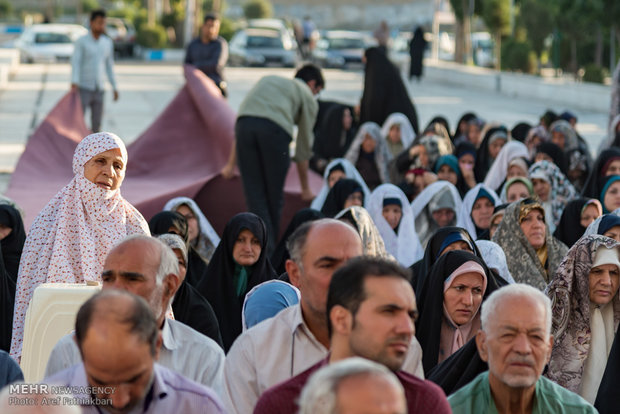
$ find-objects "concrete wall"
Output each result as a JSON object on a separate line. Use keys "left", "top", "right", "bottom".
{"left": 424, "top": 60, "right": 610, "bottom": 113}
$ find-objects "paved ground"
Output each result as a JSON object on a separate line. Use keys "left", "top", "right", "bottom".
{"left": 0, "top": 61, "right": 611, "bottom": 194}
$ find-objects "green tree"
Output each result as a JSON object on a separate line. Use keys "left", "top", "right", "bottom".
{"left": 520, "top": 0, "right": 554, "bottom": 64}
{"left": 243, "top": 0, "right": 273, "bottom": 20}
{"left": 0, "top": 0, "right": 13, "bottom": 18}
{"left": 480, "top": 0, "right": 511, "bottom": 69}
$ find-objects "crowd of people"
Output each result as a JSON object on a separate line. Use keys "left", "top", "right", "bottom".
{"left": 0, "top": 8, "right": 620, "bottom": 414}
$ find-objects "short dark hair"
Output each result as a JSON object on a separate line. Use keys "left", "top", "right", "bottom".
{"left": 75, "top": 290, "right": 159, "bottom": 357}
{"left": 286, "top": 220, "right": 315, "bottom": 266}
{"left": 90, "top": 9, "right": 106, "bottom": 22}
{"left": 295, "top": 64, "right": 325, "bottom": 89}
{"left": 204, "top": 12, "right": 219, "bottom": 23}
{"left": 326, "top": 257, "right": 411, "bottom": 337}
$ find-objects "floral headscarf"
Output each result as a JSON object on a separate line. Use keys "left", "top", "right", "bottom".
{"left": 335, "top": 206, "right": 393, "bottom": 260}
{"left": 10, "top": 132, "right": 149, "bottom": 360}
{"left": 491, "top": 199, "right": 568, "bottom": 290}
{"left": 546, "top": 235, "right": 620, "bottom": 394}
{"left": 528, "top": 160, "right": 577, "bottom": 227}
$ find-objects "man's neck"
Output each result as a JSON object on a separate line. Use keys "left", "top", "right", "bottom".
{"left": 200, "top": 35, "right": 212, "bottom": 43}
{"left": 300, "top": 302, "right": 330, "bottom": 348}
{"left": 91, "top": 31, "right": 101, "bottom": 40}
{"left": 488, "top": 374, "right": 536, "bottom": 414}
{"left": 328, "top": 338, "right": 354, "bottom": 363}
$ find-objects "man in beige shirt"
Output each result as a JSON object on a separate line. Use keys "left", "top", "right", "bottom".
{"left": 222, "top": 219, "right": 425, "bottom": 414}
{"left": 221, "top": 65, "right": 324, "bottom": 254}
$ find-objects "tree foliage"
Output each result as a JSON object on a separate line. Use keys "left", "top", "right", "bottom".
{"left": 243, "top": 0, "right": 273, "bottom": 20}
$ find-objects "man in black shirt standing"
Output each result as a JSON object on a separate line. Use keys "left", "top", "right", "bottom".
{"left": 185, "top": 13, "right": 229, "bottom": 96}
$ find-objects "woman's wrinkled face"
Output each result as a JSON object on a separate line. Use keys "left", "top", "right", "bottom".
{"left": 520, "top": 210, "right": 546, "bottom": 250}
{"left": 382, "top": 204, "right": 402, "bottom": 230}
{"left": 604, "top": 181, "right": 620, "bottom": 213}
{"left": 471, "top": 197, "right": 495, "bottom": 230}
{"left": 83, "top": 148, "right": 125, "bottom": 191}
{"left": 507, "top": 165, "right": 527, "bottom": 180}
{"left": 458, "top": 154, "right": 475, "bottom": 173}
{"left": 603, "top": 226, "right": 620, "bottom": 242}
{"left": 361, "top": 134, "right": 376, "bottom": 153}
{"left": 488, "top": 138, "right": 506, "bottom": 160}
{"left": 342, "top": 108, "right": 353, "bottom": 131}
{"left": 532, "top": 178, "right": 551, "bottom": 202}
{"left": 232, "top": 229, "right": 261, "bottom": 267}
{"left": 580, "top": 204, "right": 601, "bottom": 228}
{"left": 444, "top": 272, "right": 484, "bottom": 325}
{"left": 506, "top": 182, "right": 530, "bottom": 203}
{"left": 176, "top": 204, "right": 199, "bottom": 242}
{"left": 328, "top": 170, "right": 346, "bottom": 188}
{"left": 432, "top": 208, "right": 455, "bottom": 227}
{"left": 388, "top": 124, "right": 402, "bottom": 144}
{"left": 605, "top": 160, "right": 620, "bottom": 177}
{"left": 437, "top": 165, "right": 458, "bottom": 185}
{"left": 344, "top": 191, "right": 363, "bottom": 209}
{"left": 589, "top": 263, "right": 620, "bottom": 306}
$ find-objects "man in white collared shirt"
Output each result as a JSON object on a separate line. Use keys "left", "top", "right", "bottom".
{"left": 71, "top": 9, "right": 118, "bottom": 132}
{"left": 44, "top": 235, "right": 225, "bottom": 396}
{"left": 222, "top": 219, "right": 425, "bottom": 414}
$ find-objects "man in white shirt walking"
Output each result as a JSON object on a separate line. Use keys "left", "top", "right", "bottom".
{"left": 71, "top": 9, "right": 118, "bottom": 132}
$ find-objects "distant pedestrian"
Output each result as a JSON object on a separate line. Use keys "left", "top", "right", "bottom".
{"left": 374, "top": 20, "right": 390, "bottom": 52}
{"left": 220, "top": 65, "right": 324, "bottom": 253}
{"left": 409, "top": 26, "right": 427, "bottom": 81}
{"left": 185, "top": 12, "right": 229, "bottom": 96}
{"left": 301, "top": 16, "right": 316, "bottom": 59}
{"left": 71, "top": 9, "right": 118, "bottom": 133}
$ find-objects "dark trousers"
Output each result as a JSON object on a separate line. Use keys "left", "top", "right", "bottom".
{"left": 236, "top": 116, "right": 291, "bottom": 254}
{"left": 79, "top": 88, "right": 104, "bottom": 132}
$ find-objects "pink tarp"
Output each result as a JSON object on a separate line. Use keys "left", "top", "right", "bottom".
{"left": 7, "top": 66, "right": 323, "bottom": 235}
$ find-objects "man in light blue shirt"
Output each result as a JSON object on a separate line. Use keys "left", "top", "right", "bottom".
{"left": 45, "top": 290, "right": 225, "bottom": 413}
{"left": 71, "top": 9, "right": 118, "bottom": 132}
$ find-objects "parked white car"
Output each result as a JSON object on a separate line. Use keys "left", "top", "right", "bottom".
{"left": 16, "top": 24, "right": 88, "bottom": 63}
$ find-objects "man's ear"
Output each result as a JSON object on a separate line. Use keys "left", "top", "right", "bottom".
{"left": 546, "top": 334, "right": 554, "bottom": 363}
{"left": 163, "top": 273, "right": 180, "bottom": 300}
{"left": 286, "top": 259, "right": 301, "bottom": 288}
{"left": 330, "top": 305, "right": 352, "bottom": 336}
{"left": 476, "top": 330, "right": 489, "bottom": 362}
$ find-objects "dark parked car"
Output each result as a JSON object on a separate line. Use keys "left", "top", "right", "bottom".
{"left": 313, "top": 31, "right": 366, "bottom": 68}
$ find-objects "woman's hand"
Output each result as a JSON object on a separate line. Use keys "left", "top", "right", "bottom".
{"left": 221, "top": 162, "right": 236, "bottom": 179}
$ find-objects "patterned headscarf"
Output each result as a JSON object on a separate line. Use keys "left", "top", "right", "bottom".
{"left": 491, "top": 199, "right": 568, "bottom": 290}
{"left": 528, "top": 160, "right": 577, "bottom": 227}
{"left": 335, "top": 206, "right": 393, "bottom": 259}
{"left": 546, "top": 236, "right": 620, "bottom": 394}
{"left": 10, "top": 132, "right": 150, "bottom": 360}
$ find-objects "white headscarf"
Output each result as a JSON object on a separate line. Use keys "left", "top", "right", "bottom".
{"left": 368, "top": 184, "right": 423, "bottom": 267}
{"left": 411, "top": 181, "right": 463, "bottom": 247}
{"left": 457, "top": 184, "right": 500, "bottom": 240}
{"left": 344, "top": 122, "right": 392, "bottom": 184}
{"left": 163, "top": 196, "right": 221, "bottom": 260}
{"left": 483, "top": 141, "right": 529, "bottom": 192}
{"left": 381, "top": 113, "right": 416, "bottom": 149}
{"left": 310, "top": 158, "right": 371, "bottom": 211}
{"left": 475, "top": 240, "right": 515, "bottom": 284}
{"left": 10, "top": 132, "right": 150, "bottom": 360}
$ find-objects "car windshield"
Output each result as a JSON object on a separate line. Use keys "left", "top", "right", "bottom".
{"left": 327, "top": 38, "right": 364, "bottom": 49}
{"left": 34, "top": 32, "right": 71, "bottom": 44}
{"left": 247, "top": 36, "right": 283, "bottom": 49}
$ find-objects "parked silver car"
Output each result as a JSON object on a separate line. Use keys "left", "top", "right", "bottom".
{"left": 16, "top": 24, "right": 87, "bottom": 63}
{"left": 313, "top": 31, "right": 366, "bottom": 68}
{"left": 229, "top": 28, "right": 298, "bottom": 67}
